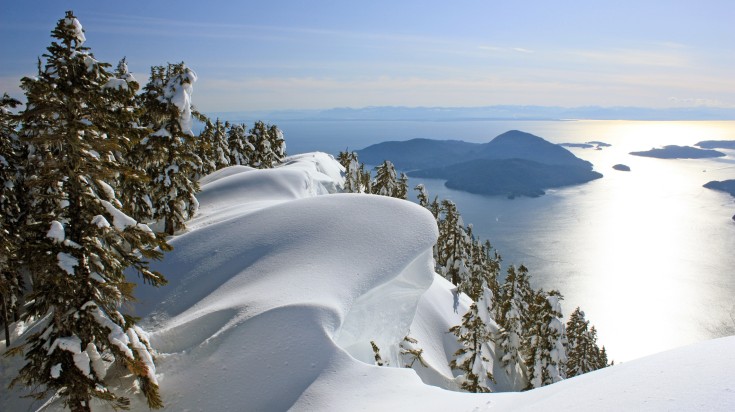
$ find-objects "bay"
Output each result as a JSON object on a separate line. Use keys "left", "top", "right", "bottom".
{"left": 264, "top": 118, "right": 735, "bottom": 361}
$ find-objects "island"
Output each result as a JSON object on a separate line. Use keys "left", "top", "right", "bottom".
{"left": 560, "top": 141, "right": 612, "bottom": 149}
{"left": 696, "top": 140, "right": 735, "bottom": 150}
{"left": 629, "top": 145, "right": 725, "bottom": 159}
{"left": 703, "top": 179, "right": 735, "bottom": 198}
{"left": 613, "top": 164, "right": 631, "bottom": 171}
{"left": 358, "top": 130, "right": 603, "bottom": 198}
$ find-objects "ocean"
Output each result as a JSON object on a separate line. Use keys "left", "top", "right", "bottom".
{"left": 261, "top": 118, "right": 735, "bottom": 362}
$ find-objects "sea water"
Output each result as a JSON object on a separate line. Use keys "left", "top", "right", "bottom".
{"left": 268, "top": 119, "right": 735, "bottom": 361}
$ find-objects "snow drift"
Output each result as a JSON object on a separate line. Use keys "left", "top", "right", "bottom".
{"left": 2, "top": 152, "right": 734, "bottom": 411}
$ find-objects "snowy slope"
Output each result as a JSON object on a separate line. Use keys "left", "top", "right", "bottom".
{"left": 2, "top": 152, "right": 734, "bottom": 411}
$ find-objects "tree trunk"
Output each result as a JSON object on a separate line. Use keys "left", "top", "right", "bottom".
{"left": 1, "top": 293, "right": 10, "bottom": 347}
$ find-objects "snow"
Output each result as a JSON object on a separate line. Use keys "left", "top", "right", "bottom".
{"left": 57, "top": 252, "right": 78, "bottom": 275}
{"left": 64, "top": 16, "right": 86, "bottom": 44}
{"left": 48, "top": 336, "right": 91, "bottom": 378}
{"left": 47, "top": 220, "right": 65, "bottom": 243}
{"left": 3, "top": 152, "right": 735, "bottom": 411}
{"left": 164, "top": 66, "right": 197, "bottom": 135}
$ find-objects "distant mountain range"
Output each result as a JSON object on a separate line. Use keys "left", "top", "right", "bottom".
{"left": 210, "top": 105, "right": 735, "bottom": 122}
{"left": 357, "top": 130, "right": 603, "bottom": 198}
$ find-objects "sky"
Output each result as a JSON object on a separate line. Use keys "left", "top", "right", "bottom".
{"left": 1, "top": 0, "right": 734, "bottom": 112}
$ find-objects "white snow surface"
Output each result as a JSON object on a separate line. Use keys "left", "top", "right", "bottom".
{"left": 2, "top": 152, "right": 735, "bottom": 411}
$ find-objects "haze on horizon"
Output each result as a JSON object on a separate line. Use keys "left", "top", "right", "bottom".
{"left": 1, "top": 0, "right": 734, "bottom": 113}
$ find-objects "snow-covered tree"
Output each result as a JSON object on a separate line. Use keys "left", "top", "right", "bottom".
{"left": 566, "top": 307, "right": 609, "bottom": 377}
{"left": 523, "top": 290, "right": 567, "bottom": 389}
{"left": 396, "top": 172, "right": 409, "bottom": 200}
{"left": 436, "top": 200, "right": 471, "bottom": 286}
{"left": 109, "top": 58, "right": 156, "bottom": 225}
{"left": 415, "top": 184, "right": 430, "bottom": 209}
{"left": 0, "top": 93, "right": 24, "bottom": 346}
{"left": 227, "top": 122, "right": 254, "bottom": 166}
{"left": 197, "top": 118, "right": 229, "bottom": 175}
{"left": 496, "top": 265, "right": 532, "bottom": 385}
{"left": 138, "top": 62, "right": 201, "bottom": 235}
{"left": 11, "top": 12, "right": 168, "bottom": 410}
{"left": 248, "top": 121, "right": 285, "bottom": 169}
{"left": 338, "top": 151, "right": 363, "bottom": 193}
{"left": 372, "top": 160, "right": 401, "bottom": 197}
{"left": 399, "top": 335, "right": 428, "bottom": 368}
{"left": 450, "top": 299, "right": 495, "bottom": 393}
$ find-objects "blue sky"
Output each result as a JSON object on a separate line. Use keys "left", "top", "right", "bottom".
{"left": 1, "top": 1, "right": 734, "bottom": 112}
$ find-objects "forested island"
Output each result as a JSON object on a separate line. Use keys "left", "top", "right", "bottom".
{"left": 357, "top": 130, "right": 602, "bottom": 198}
{"left": 630, "top": 145, "right": 725, "bottom": 159}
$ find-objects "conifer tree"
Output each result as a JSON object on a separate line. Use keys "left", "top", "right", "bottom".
{"left": 436, "top": 200, "right": 471, "bottom": 286}
{"left": 0, "top": 94, "right": 24, "bottom": 346}
{"left": 12, "top": 12, "right": 169, "bottom": 410}
{"left": 337, "top": 151, "right": 362, "bottom": 193}
{"left": 111, "top": 58, "right": 155, "bottom": 225}
{"left": 565, "top": 307, "right": 608, "bottom": 377}
{"left": 197, "top": 118, "right": 229, "bottom": 175}
{"left": 359, "top": 163, "right": 372, "bottom": 193}
{"left": 372, "top": 160, "right": 400, "bottom": 197}
{"left": 496, "top": 265, "right": 532, "bottom": 383}
{"left": 248, "top": 121, "right": 285, "bottom": 169}
{"left": 449, "top": 301, "right": 495, "bottom": 393}
{"left": 396, "top": 172, "right": 409, "bottom": 200}
{"left": 138, "top": 62, "right": 201, "bottom": 235}
{"left": 227, "top": 122, "right": 253, "bottom": 166}
{"left": 523, "top": 290, "right": 567, "bottom": 389}
{"left": 414, "top": 184, "right": 430, "bottom": 209}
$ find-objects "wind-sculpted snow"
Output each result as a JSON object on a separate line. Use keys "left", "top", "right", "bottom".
{"left": 3, "top": 153, "right": 735, "bottom": 411}
{"left": 128, "top": 153, "right": 456, "bottom": 410}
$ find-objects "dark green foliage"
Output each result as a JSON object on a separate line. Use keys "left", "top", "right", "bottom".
{"left": 496, "top": 265, "right": 532, "bottom": 380}
{"left": 337, "top": 151, "right": 362, "bottom": 193}
{"left": 227, "top": 123, "right": 254, "bottom": 166}
{"left": 10, "top": 11, "right": 168, "bottom": 410}
{"left": 197, "top": 118, "right": 230, "bottom": 175}
{"left": 138, "top": 63, "right": 201, "bottom": 235}
{"left": 0, "top": 94, "right": 24, "bottom": 346}
{"left": 372, "top": 160, "right": 400, "bottom": 197}
{"left": 523, "top": 290, "right": 567, "bottom": 389}
{"left": 449, "top": 302, "right": 494, "bottom": 393}
{"left": 565, "top": 307, "right": 610, "bottom": 377}
{"left": 249, "top": 121, "right": 285, "bottom": 169}
{"left": 435, "top": 200, "right": 471, "bottom": 286}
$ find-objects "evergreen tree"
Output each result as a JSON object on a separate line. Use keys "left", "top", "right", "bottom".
{"left": 0, "top": 94, "right": 23, "bottom": 346}
{"left": 372, "top": 160, "right": 400, "bottom": 197}
{"left": 414, "top": 184, "right": 430, "bottom": 209}
{"left": 436, "top": 200, "right": 471, "bottom": 286}
{"left": 359, "top": 163, "right": 372, "bottom": 194}
{"left": 248, "top": 121, "right": 285, "bottom": 169}
{"left": 197, "top": 118, "right": 229, "bottom": 175}
{"left": 139, "top": 62, "right": 201, "bottom": 235}
{"left": 449, "top": 300, "right": 495, "bottom": 393}
{"left": 396, "top": 172, "right": 409, "bottom": 200}
{"left": 496, "top": 265, "right": 532, "bottom": 384}
{"left": 523, "top": 290, "right": 567, "bottom": 389}
{"left": 111, "top": 58, "right": 154, "bottom": 225}
{"left": 227, "top": 122, "right": 253, "bottom": 166}
{"left": 11, "top": 11, "right": 168, "bottom": 410}
{"left": 337, "top": 151, "right": 362, "bottom": 193}
{"left": 565, "top": 307, "right": 609, "bottom": 377}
